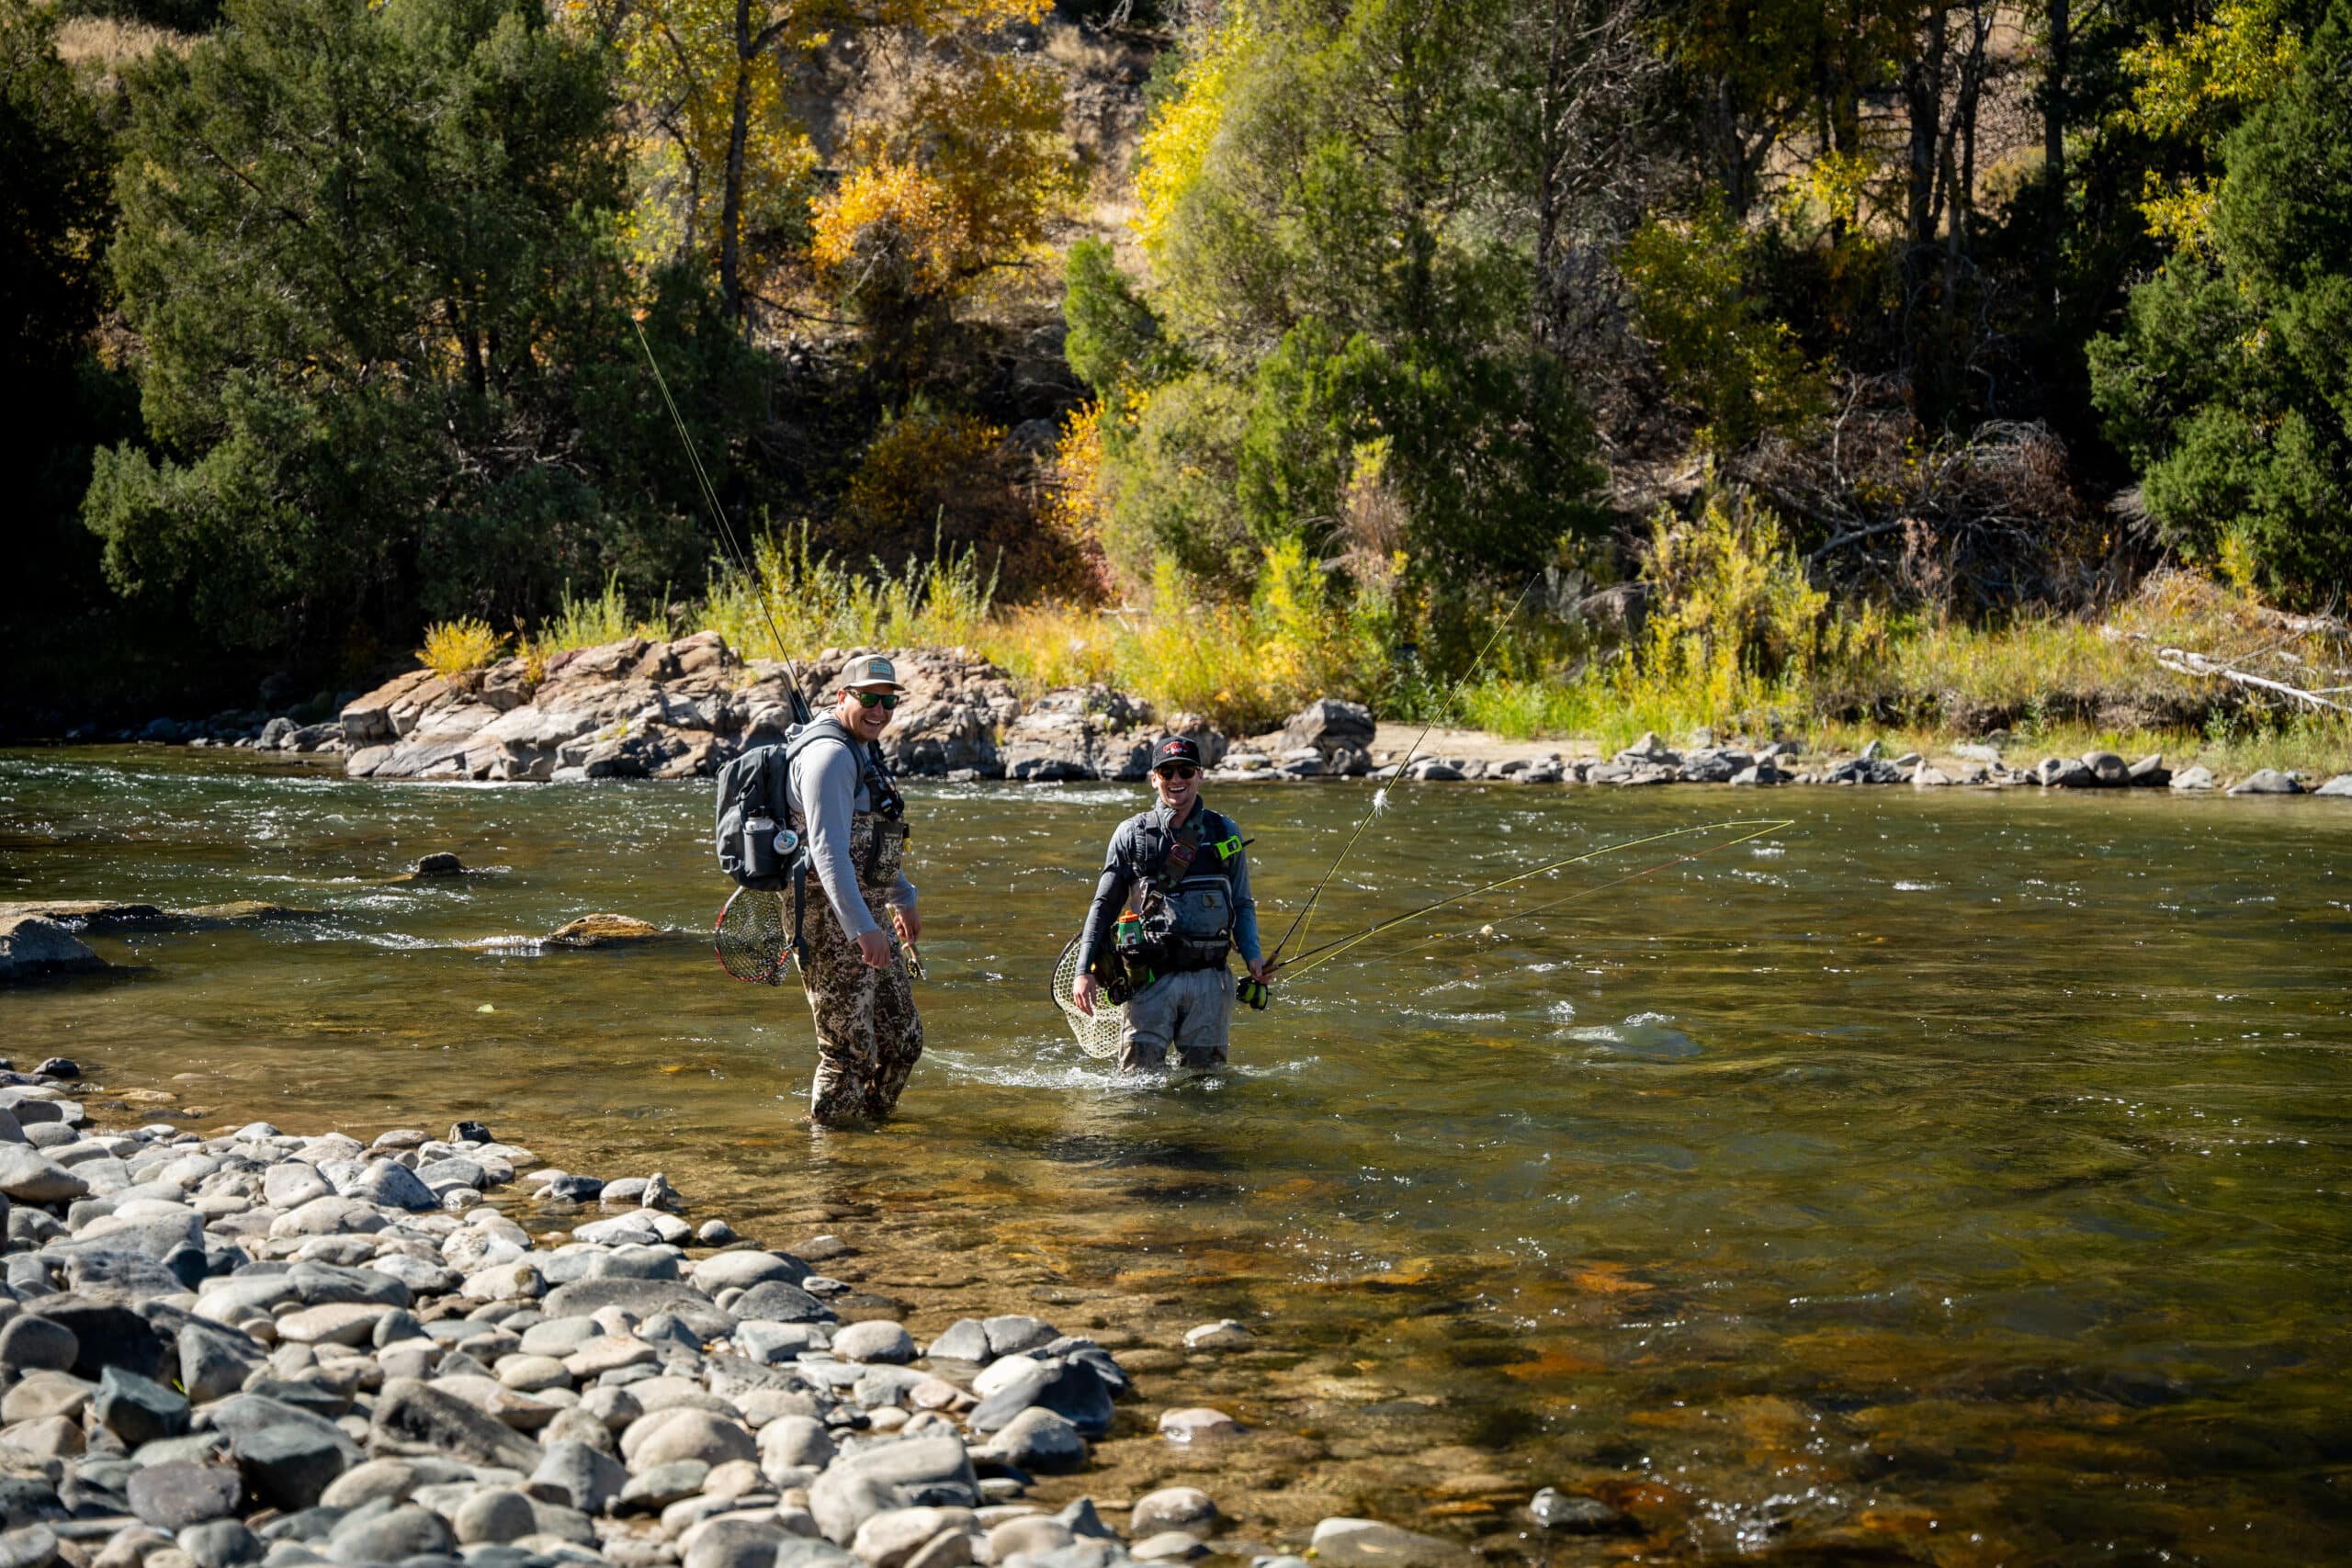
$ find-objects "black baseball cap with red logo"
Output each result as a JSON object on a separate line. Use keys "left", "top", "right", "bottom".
{"left": 1150, "top": 736, "right": 1202, "bottom": 773}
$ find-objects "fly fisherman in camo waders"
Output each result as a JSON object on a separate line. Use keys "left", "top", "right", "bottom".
{"left": 786, "top": 655, "right": 924, "bottom": 1125}
{"left": 1070, "top": 737, "right": 1273, "bottom": 1073}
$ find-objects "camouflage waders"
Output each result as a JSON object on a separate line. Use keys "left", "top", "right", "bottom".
{"left": 797, "top": 813, "right": 923, "bottom": 1125}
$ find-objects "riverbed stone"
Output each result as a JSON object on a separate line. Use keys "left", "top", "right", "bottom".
{"left": 230, "top": 1423, "right": 348, "bottom": 1512}
{"left": 370, "top": 1378, "right": 541, "bottom": 1471}
{"left": 2314, "top": 773, "right": 2352, "bottom": 797}
{"left": 96, "top": 1367, "right": 188, "bottom": 1447}
{"left": 757, "top": 1416, "right": 836, "bottom": 1478}
{"left": 276, "top": 1303, "right": 390, "bottom": 1348}
{"left": 175, "top": 1518, "right": 261, "bottom": 1568}
{"left": 683, "top": 1517, "right": 794, "bottom": 1568}
{"left": 1157, "top": 1408, "right": 1237, "bottom": 1443}
{"left": 922, "top": 1321, "right": 989, "bottom": 1365}
{"left": 177, "top": 1324, "right": 266, "bottom": 1405}
{"left": 2, "top": 1372, "right": 93, "bottom": 1426}
{"left": 129, "top": 1465, "right": 242, "bottom": 1531}
{"left": 1526, "top": 1488, "right": 1633, "bottom": 1534}
{"left": 691, "top": 1253, "right": 807, "bottom": 1294}
{"left": 0, "top": 1148, "right": 87, "bottom": 1205}
{"left": 1180, "top": 1321, "right": 1251, "bottom": 1352}
{"left": 988, "top": 1519, "right": 1074, "bottom": 1562}
{"left": 1127, "top": 1490, "right": 1215, "bottom": 1541}
{"left": 2227, "top": 768, "right": 2302, "bottom": 795}
{"left": 852, "top": 1506, "right": 976, "bottom": 1568}
{"left": 345, "top": 1161, "right": 436, "bottom": 1212}
{"left": 533, "top": 1440, "right": 629, "bottom": 1515}
{"left": 0, "top": 1317, "right": 77, "bottom": 1373}
{"left": 326, "top": 1501, "right": 451, "bottom": 1564}
{"left": 731, "top": 1280, "right": 832, "bottom": 1324}
{"left": 450, "top": 1488, "right": 536, "bottom": 1545}
{"left": 1307, "top": 1519, "right": 1458, "bottom": 1567}
{"left": 623, "top": 1408, "right": 756, "bottom": 1472}
{"left": 831, "top": 1322, "right": 915, "bottom": 1365}
{"left": 978, "top": 1408, "right": 1084, "bottom": 1473}
{"left": 618, "top": 1460, "right": 709, "bottom": 1512}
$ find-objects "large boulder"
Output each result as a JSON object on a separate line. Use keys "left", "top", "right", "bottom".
{"left": 786, "top": 649, "right": 1023, "bottom": 777}
{"left": 0, "top": 918, "right": 106, "bottom": 986}
{"left": 1000, "top": 688, "right": 1154, "bottom": 782}
{"left": 1279, "top": 699, "right": 1374, "bottom": 773}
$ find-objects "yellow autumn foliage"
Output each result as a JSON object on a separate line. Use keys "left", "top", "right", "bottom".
{"left": 1132, "top": 11, "right": 1251, "bottom": 260}
{"left": 811, "top": 50, "right": 1069, "bottom": 306}
{"left": 2118, "top": 0, "right": 2301, "bottom": 246}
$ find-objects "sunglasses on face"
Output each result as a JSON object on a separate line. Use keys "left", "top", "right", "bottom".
{"left": 849, "top": 691, "right": 899, "bottom": 711}
{"left": 1157, "top": 764, "right": 1198, "bottom": 781}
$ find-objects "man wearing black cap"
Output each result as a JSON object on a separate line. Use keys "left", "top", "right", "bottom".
{"left": 1070, "top": 737, "right": 1270, "bottom": 1072}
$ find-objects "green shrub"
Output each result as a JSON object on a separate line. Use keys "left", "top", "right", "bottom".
{"left": 2089, "top": 0, "right": 2352, "bottom": 608}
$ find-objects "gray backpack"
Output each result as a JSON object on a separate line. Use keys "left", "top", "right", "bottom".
{"left": 713, "top": 742, "right": 801, "bottom": 891}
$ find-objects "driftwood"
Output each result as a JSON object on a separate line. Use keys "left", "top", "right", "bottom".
{"left": 2155, "top": 648, "right": 2350, "bottom": 714}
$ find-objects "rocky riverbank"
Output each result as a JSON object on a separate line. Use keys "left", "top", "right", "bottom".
{"left": 74, "top": 634, "right": 2352, "bottom": 798}
{"left": 0, "top": 1074, "right": 1593, "bottom": 1568}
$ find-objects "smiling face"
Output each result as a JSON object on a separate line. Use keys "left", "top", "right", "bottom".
{"left": 835, "top": 685, "right": 897, "bottom": 743}
{"left": 1151, "top": 761, "right": 1200, "bottom": 815}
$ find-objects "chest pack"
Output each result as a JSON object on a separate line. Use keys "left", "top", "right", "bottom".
{"left": 1115, "top": 808, "right": 1244, "bottom": 976}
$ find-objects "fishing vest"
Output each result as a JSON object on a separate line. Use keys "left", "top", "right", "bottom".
{"left": 1118, "top": 806, "right": 1244, "bottom": 975}
{"left": 784, "top": 718, "right": 908, "bottom": 889}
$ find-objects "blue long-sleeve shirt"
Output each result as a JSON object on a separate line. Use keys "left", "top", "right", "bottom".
{"left": 786, "top": 717, "right": 916, "bottom": 940}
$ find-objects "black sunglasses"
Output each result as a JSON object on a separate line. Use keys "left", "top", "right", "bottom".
{"left": 849, "top": 691, "right": 899, "bottom": 711}
{"left": 1156, "top": 763, "right": 1199, "bottom": 781}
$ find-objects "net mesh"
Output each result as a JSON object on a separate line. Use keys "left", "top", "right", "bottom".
{"left": 1050, "top": 934, "right": 1125, "bottom": 1059}
{"left": 715, "top": 887, "right": 791, "bottom": 983}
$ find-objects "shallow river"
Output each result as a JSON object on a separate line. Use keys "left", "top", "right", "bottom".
{"left": 4, "top": 749, "right": 2349, "bottom": 1564}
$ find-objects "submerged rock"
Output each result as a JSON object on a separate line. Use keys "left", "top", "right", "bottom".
{"left": 0, "top": 918, "right": 107, "bottom": 986}
{"left": 546, "top": 915, "right": 665, "bottom": 948}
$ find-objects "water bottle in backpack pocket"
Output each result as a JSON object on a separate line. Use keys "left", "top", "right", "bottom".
{"left": 715, "top": 745, "right": 801, "bottom": 891}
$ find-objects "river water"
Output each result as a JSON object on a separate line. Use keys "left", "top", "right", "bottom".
{"left": 4, "top": 747, "right": 2348, "bottom": 1563}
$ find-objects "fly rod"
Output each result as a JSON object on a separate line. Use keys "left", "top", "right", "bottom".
{"left": 1274, "top": 818, "right": 1795, "bottom": 979}
{"left": 1266, "top": 572, "right": 1545, "bottom": 968}
{"left": 630, "top": 314, "right": 810, "bottom": 725}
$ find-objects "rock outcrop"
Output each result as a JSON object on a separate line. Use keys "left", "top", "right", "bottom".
{"left": 343, "top": 637, "right": 1025, "bottom": 784}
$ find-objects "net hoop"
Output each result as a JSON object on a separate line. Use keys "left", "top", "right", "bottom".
{"left": 1050, "top": 934, "right": 1125, "bottom": 1059}
{"left": 714, "top": 886, "right": 792, "bottom": 984}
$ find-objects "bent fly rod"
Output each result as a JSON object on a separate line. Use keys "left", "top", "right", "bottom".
{"left": 1265, "top": 572, "right": 1545, "bottom": 970}
{"left": 1272, "top": 818, "right": 1795, "bottom": 980}
{"left": 629, "top": 313, "right": 811, "bottom": 728}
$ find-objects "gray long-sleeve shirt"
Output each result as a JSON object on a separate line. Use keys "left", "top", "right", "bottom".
{"left": 786, "top": 717, "right": 916, "bottom": 940}
{"left": 1074, "top": 797, "right": 1259, "bottom": 977}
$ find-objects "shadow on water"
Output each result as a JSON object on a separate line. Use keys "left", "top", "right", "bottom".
{"left": 5, "top": 747, "right": 2352, "bottom": 1563}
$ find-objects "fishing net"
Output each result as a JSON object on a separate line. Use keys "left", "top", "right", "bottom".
{"left": 715, "top": 887, "right": 792, "bottom": 984}
{"left": 1050, "top": 935, "right": 1125, "bottom": 1059}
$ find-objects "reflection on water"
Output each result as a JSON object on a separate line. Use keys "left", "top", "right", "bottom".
{"left": 5, "top": 746, "right": 2351, "bottom": 1562}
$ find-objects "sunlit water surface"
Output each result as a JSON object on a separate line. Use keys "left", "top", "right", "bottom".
{"left": 4, "top": 748, "right": 2349, "bottom": 1564}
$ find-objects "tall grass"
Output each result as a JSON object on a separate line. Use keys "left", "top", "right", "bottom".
{"left": 505, "top": 517, "right": 2348, "bottom": 771}
{"left": 977, "top": 544, "right": 1393, "bottom": 733}
{"left": 700, "top": 527, "right": 997, "bottom": 660}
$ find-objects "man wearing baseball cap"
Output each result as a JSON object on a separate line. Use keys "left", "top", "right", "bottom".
{"left": 1070, "top": 735, "right": 1270, "bottom": 1072}
{"left": 783, "top": 653, "right": 924, "bottom": 1123}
